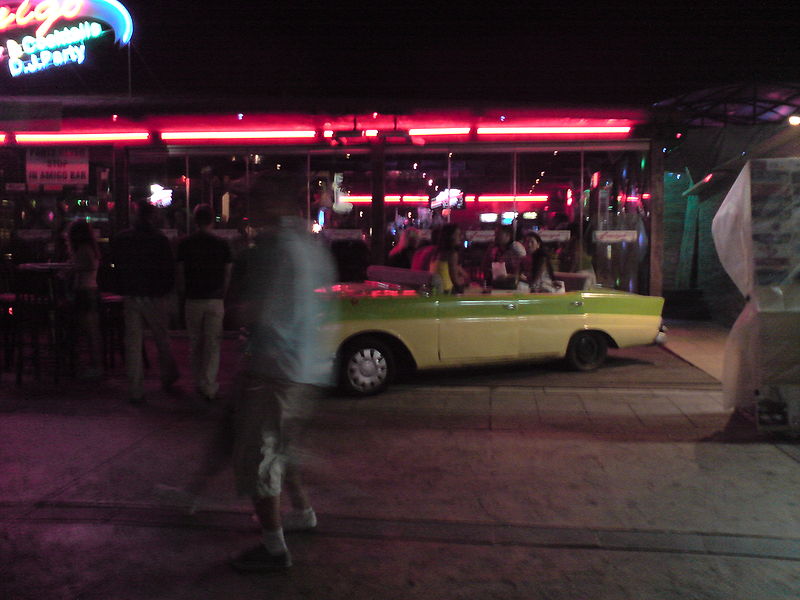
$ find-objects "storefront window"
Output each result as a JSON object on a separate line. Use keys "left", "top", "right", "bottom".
{"left": 4, "top": 146, "right": 115, "bottom": 262}
{"left": 310, "top": 152, "right": 373, "bottom": 232}
{"left": 310, "top": 151, "right": 373, "bottom": 281}
{"left": 514, "top": 151, "right": 582, "bottom": 273}
{"left": 128, "top": 152, "right": 187, "bottom": 241}
{"left": 582, "top": 150, "right": 651, "bottom": 292}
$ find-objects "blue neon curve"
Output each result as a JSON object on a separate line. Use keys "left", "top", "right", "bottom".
{"left": 84, "top": 0, "right": 133, "bottom": 45}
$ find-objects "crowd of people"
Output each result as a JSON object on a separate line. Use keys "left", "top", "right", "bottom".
{"left": 34, "top": 194, "right": 570, "bottom": 574}
{"left": 386, "top": 222, "right": 561, "bottom": 294}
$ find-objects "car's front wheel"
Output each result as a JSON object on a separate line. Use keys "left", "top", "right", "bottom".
{"left": 565, "top": 331, "right": 608, "bottom": 371}
{"left": 339, "top": 336, "right": 394, "bottom": 396}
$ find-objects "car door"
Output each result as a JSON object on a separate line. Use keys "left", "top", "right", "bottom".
{"left": 437, "top": 292, "right": 520, "bottom": 363}
{"left": 516, "top": 291, "right": 587, "bottom": 358}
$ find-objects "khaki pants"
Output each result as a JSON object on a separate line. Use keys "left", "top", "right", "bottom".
{"left": 123, "top": 296, "right": 178, "bottom": 399}
{"left": 233, "top": 374, "right": 317, "bottom": 499}
{"left": 184, "top": 298, "right": 225, "bottom": 398}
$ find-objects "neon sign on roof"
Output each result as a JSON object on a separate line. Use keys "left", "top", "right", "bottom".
{"left": 0, "top": 0, "right": 132, "bottom": 77}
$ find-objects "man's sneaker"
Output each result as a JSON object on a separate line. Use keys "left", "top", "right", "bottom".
{"left": 230, "top": 545, "right": 291, "bottom": 573}
{"left": 282, "top": 509, "right": 317, "bottom": 533}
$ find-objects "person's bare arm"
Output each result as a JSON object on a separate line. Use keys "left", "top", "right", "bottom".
{"left": 449, "top": 252, "right": 465, "bottom": 287}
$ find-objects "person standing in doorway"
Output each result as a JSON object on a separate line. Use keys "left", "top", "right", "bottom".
{"left": 177, "top": 204, "right": 233, "bottom": 403}
{"left": 110, "top": 199, "right": 179, "bottom": 404}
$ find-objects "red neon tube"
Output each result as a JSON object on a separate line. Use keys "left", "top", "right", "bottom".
{"left": 476, "top": 126, "right": 631, "bottom": 135}
{"left": 408, "top": 127, "right": 471, "bottom": 136}
{"left": 160, "top": 130, "right": 317, "bottom": 141}
{"left": 477, "top": 195, "right": 549, "bottom": 203}
{"left": 14, "top": 132, "right": 150, "bottom": 143}
{"left": 342, "top": 194, "right": 548, "bottom": 204}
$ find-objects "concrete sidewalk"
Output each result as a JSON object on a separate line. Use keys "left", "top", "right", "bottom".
{"left": 2, "top": 328, "right": 800, "bottom": 599}
{"left": 663, "top": 319, "right": 730, "bottom": 382}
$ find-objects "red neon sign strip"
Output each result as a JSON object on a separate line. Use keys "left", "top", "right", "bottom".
{"left": 346, "top": 196, "right": 426, "bottom": 204}
{"left": 477, "top": 195, "right": 549, "bottom": 203}
{"left": 342, "top": 194, "right": 548, "bottom": 204}
{"left": 476, "top": 126, "right": 631, "bottom": 135}
{"left": 14, "top": 132, "right": 150, "bottom": 143}
{"left": 408, "top": 127, "right": 471, "bottom": 136}
{"left": 160, "top": 130, "right": 316, "bottom": 141}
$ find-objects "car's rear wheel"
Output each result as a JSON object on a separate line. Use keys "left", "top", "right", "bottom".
{"left": 565, "top": 331, "right": 607, "bottom": 371}
{"left": 339, "top": 336, "right": 394, "bottom": 396}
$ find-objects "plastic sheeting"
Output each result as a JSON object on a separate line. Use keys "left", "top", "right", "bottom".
{"left": 712, "top": 164, "right": 753, "bottom": 298}
{"left": 713, "top": 159, "right": 800, "bottom": 415}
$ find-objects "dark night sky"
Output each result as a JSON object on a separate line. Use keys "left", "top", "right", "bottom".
{"left": 5, "top": 2, "right": 800, "bottom": 108}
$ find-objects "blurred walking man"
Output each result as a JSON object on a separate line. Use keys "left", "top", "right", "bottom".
{"left": 177, "top": 204, "right": 232, "bottom": 403}
{"left": 229, "top": 173, "right": 337, "bottom": 573}
{"left": 110, "top": 199, "right": 179, "bottom": 403}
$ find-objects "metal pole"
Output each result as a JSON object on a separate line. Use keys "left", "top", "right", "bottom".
{"left": 512, "top": 152, "right": 518, "bottom": 238}
{"left": 447, "top": 152, "right": 451, "bottom": 190}
{"left": 127, "top": 43, "right": 132, "bottom": 98}
{"left": 579, "top": 150, "right": 584, "bottom": 267}
{"left": 306, "top": 153, "right": 311, "bottom": 229}
{"left": 370, "top": 142, "right": 386, "bottom": 265}
{"left": 446, "top": 151, "right": 452, "bottom": 223}
{"left": 245, "top": 154, "right": 250, "bottom": 220}
{"left": 184, "top": 155, "right": 190, "bottom": 233}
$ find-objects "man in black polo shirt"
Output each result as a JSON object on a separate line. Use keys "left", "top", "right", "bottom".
{"left": 110, "top": 199, "right": 179, "bottom": 403}
{"left": 177, "top": 204, "right": 232, "bottom": 402}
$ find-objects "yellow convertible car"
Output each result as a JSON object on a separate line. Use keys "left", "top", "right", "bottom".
{"left": 326, "top": 273, "right": 666, "bottom": 396}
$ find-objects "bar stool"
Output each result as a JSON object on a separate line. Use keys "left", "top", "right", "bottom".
{"left": 12, "top": 266, "right": 72, "bottom": 384}
{"left": 99, "top": 292, "right": 125, "bottom": 370}
{"left": 0, "top": 254, "right": 16, "bottom": 374}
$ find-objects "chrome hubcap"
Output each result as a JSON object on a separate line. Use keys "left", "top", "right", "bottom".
{"left": 347, "top": 348, "right": 388, "bottom": 392}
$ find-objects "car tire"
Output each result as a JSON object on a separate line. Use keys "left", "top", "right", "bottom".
{"left": 339, "top": 336, "right": 394, "bottom": 396}
{"left": 565, "top": 331, "right": 608, "bottom": 371}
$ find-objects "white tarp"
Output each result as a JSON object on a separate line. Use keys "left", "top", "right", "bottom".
{"left": 713, "top": 159, "right": 800, "bottom": 414}
{"left": 712, "top": 164, "right": 753, "bottom": 297}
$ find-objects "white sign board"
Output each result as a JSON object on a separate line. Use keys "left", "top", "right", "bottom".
{"left": 323, "top": 229, "right": 365, "bottom": 241}
{"left": 26, "top": 148, "right": 89, "bottom": 186}
{"left": 594, "top": 230, "right": 638, "bottom": 243}
{"left": 16, "top": 229, "right": 51, "bottom": 241}
{"left": 537, "top": 230, "right": 571, "bottom": 243}
{"left": 465, "top": 230, "right": 496, "bottom": 243}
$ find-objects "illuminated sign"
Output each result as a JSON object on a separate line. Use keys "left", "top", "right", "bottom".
{"left": 0, "top": 0, "right": 132, "bottom": 78}
{"left": 537, "top": 230, "right": 571, "bottom": 243}
{"left": 26, "top": 147, "right": 88, "bottom": 185}
{"left": 430, "top": 188, "right": 464, "bottom": 210}
{"left": 594, "top": 230, "right": 637, "bottom": 243}
{"left": 149, "top": 184, "right": 173, "bottom": 207}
